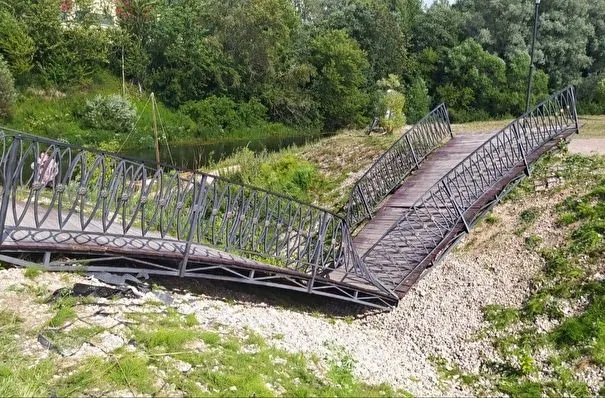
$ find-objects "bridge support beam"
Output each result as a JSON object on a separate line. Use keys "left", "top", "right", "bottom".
{"left": 405, "top": 135, "right": 420, "bottom": 169}
{"left": 0, "top": 137, "right": 19, "bottom": 245}
{"left": 443, "top": 183, "right": 470, "bottom": 234}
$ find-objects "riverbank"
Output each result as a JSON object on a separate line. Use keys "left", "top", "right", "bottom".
{"left": 3, "top": 72, "right": 312, "bottom": 152}
{"left": 1, "top": 150, "right": 602, "bottom": 396}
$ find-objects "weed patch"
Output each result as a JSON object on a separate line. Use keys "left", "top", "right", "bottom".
{"left": 443, "top": 154, "right": 605, "bottom": 395}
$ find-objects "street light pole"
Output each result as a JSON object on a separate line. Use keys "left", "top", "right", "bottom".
{"left": 525, "top": 0, "right": 541, "bottom": 113}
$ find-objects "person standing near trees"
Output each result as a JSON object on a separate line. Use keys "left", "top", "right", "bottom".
{"left": 32, "top": 152, "right": 59, "bottom": 187}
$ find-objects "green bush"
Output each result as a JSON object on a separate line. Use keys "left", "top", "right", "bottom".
{"left": 252, "top": 154, "right": 318, "bottom": 201}
{"left": 82, "top": 95, "right": 136, "bottom": 133}
{"left": 0, "top": 10, "right": 35, "bottom": 79}
{"left": 406, "top": 78, "right": 430, "bottom": 123}
{"left": 0, "top": 55, "right": 16, "bottom": 119}
{"left": 180, "top": 96, "right": 268, "bottom": 136}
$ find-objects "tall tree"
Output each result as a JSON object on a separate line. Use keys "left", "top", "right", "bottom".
{"left": 144, "top": 0, "right": 237, "bottom": 107}
{"left": 309, "top": 29, "right": 370, "bottom": 129}
{"left": 209, "top": 0, "right": 301, "bottom": 99}
{"left": 436, "top": 39, "right": 507, "bottom": 121}
{"left": 537, "top": 0, "right": 593, "bottom": 87}
{"left": 318, "top": 0, "right": 409, "bottom": 84}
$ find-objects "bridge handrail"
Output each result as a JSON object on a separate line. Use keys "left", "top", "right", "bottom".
{"left": 0, "top": 127, "right": 389, "bottom": 294}
{"left": 346, "top": 104, "right": 452, "bottom": 229}
{"left": 362, "top": 86, "right": 578, "bottom": 291}
{"left": 0, "top": 126, "right": 342, "bottom": 218}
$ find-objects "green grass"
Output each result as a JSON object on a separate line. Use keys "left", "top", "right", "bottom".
{"left": 524, "top": 234, "right": 543, "bottom": 250}
{"left": 47, "top": 295, "right": 79, "bottom": 327}
{"left": 24, "top": 266, "right": 43, "bottom": 279}
{"left": 134, "top": 327, "right": 198, "bottom": 351}
{"left": 0, "top": 310, "right": 56, "bottom": 396}
{"left": 444, "top": 153, "right": 605, "bottom": 396}
{"left": 577, "top": 115, "right": 605, "bottom": 138}
{"left": 50, "top": 308, "right": 407, "bottom": 397}
{"left": 484, "top": 212, "right": 500, "bottom": 225}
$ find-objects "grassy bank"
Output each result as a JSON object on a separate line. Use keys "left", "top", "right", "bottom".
{"left": 204, "top": 131, "right": 400, "bottom": 209}
{"left": 435, "top": 150, "right": 605, "bottom": 396}
{"left": 0, "top": 269, "right": 406, "bottom": 397}
{"left": 2, "top": 72, "right": 307, "bottom": 150}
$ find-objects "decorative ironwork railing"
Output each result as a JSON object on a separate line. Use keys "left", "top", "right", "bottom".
{"left": 346, "top": 104, "right": 452, "bottom": 229}
{"left": 0, "top": 129, "right": 387, "bottom": 293}
{"left": 362, "top": 86, "right": 579, "bottom": 292}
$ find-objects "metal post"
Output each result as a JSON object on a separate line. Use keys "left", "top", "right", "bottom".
{"left": 443, "top": 182, "right": 469, "bottom": 233}
{"left": 571, "top": 87, "right": 580, "bottom": 134}
{"left": 405, "top": 135, "right": 420, "bottom": 169}
{"left": 525, "top": 0, "right": 541, "bottom": 113}
{"left": 357, "top": 185, "right": 373, "bottom": 220}
{"left": 179, "top": 176, "right": 207, "bottom": 277}
{"left": 512, "top": 122, "right": 531, "bottom": 176}
{"left": 444, "top": 104, "right": 454, "bottom": 139}
{"left": 0, "top": 137, "right": 19, "bottom": 245}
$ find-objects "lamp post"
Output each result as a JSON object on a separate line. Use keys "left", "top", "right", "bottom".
{"left": 525, "top": 0, "right": 541, "bottom": 113}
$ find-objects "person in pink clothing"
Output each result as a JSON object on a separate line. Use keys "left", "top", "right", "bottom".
{"left": 32, "top": 151, "right": 58, "bottom": 187}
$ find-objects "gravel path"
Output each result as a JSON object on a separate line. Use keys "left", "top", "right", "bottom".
{"left": 568, "top": 137, "right": 605, "bottom": 155}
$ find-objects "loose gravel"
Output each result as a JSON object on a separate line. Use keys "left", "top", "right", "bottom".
{"left": 1, "top": 171, "right": 602, "bottom": 396}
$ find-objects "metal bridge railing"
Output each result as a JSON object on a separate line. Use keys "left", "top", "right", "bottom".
{"left": 346, "top": 104, "right": 452, "bottom": 229}
{"left": 0, "top": 129, "right": 387, "bottom": 294}
{"left": 362, "top": 86, "right": 578, "bottom": 292}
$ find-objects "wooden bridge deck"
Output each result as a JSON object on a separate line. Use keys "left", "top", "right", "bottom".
{"left": 353, "top": 132, "right": 496, "bottom": 257}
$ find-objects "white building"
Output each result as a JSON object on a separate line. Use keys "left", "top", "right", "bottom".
{"left": 60, "top": 0, "right": 117, "bottom": 28}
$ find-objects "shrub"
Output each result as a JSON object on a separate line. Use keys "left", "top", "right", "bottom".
{"left": 252, "top": 154, "right": 318, "bottom": 201}
{"left": 375, "top": 74, "right": 406, "bottom": 134}
{"left": 82, "top": 94, "right": 136, "bottom": 133}
{"left": 180, "top": 96, "right": 268, "bottom": 136}
{"left": 406, "top": 78, "right": 430, "bottom": 123}
{"left": 0, "top": 55, "right": 16, "bottom": 119}
{"left": 0, "top": 10, "right": 35, "bottom": 79}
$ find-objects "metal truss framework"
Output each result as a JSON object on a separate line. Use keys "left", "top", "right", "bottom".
{"left": 361, "top": 86, "right": 579, "bottom": 294}
{"left": 0, "top": 87, "right": 578, "bottom": 309}
{"left": 346, "top": 104, "right": 452, "bottom": 230}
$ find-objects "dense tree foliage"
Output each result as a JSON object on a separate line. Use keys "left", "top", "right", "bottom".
{"left": 0, "top": 0, "right": 603, "bottom": 133}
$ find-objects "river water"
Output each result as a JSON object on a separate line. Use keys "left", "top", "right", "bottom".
{"left": 120, "top": 133, "right": 323, "bottom": 170}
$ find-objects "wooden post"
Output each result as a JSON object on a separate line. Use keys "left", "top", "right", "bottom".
{"left": 151, "top": 93, "right": 161, "bottom": 166}
{"left": 121, "top": 45, "right": 126, "bottom": 98}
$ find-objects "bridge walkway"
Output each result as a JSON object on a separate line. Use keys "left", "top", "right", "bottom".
{"left": 353, "top": 132, "right": 496, "bottom": 258}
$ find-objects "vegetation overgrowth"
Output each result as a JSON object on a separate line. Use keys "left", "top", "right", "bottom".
{"left": 0, "top": 290, "right": 409, "bottom": 397}
{"left": 437, "top": 151, "right": 605, "bottom": 396}
{"left": 1, "top": 0, "right": 604, "bottom": 151}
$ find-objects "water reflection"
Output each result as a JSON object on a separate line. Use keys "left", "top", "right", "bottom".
{"left": 121, "top": 134, "right": 323, "bottom": 170}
